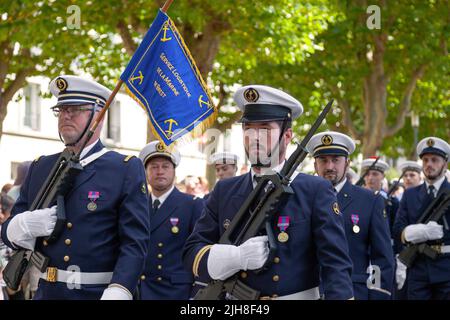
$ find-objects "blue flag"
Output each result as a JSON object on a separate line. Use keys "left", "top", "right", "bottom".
{"left": 121, "top": 9, "right": 216, "bottom": 147}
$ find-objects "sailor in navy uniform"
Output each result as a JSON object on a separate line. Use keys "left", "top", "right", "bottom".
{"left": 138, "top": 141, "right": 203, "bottom": 299}
{"left": 306, "top": 131, "right": 394, "bottom": 299}
{"left": 183, "top": 85, "right": 354, "bottom": 300}
{"left": 210, "top": 152, "right": 239, "bottom": 181}
{"left": 392, "top": 161, "right": 422, "bottom": 300}
{"left": 1, "top": 75, "right": 150, "bottom": 300}
{"left": 393, "top": 137, "right": 450, "bottom": 300}
{"left": 361, "top": 157, "right": 399, "bottom": 235}
{"left": 398, "top": 161, "right": 422, "bottom": 191}
{"left": 202, "top": 152, "right": 240, "bottom": 203}
{"left": 192, "top": 152, "right": 240, "bottom": 293}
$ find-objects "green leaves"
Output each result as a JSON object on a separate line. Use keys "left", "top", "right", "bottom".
{"left": 1, "top": 0, "right": 447, "bottom": 158}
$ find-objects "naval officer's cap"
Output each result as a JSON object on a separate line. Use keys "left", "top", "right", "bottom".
{"left": 49, "top": 75, "right": 113, "bottom": 108}
{"left": 234, "top": 85, "right": 303, "bottom": 123}
{"left": 306, "top": 131, "right": 355, "bottom": 157}
{"left": 416, "top": 137, "right": 449, "bottom": 161}
{"left": 398, "top": 161, "right": 422, "bottom": 174}
{"left": 209, "top": 152, "right": 239, "bottom": 165}
{"left": 139, "top": 141, "right": 181, "bottom": 167}
{"left": 361, "top": 157, "right": 390, "bottom": 174}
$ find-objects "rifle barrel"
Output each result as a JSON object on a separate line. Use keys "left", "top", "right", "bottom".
{"left": 282, "top": 99, "right": 334, "bottom": 178}
{"left": 356, "top": 156, "right": 380, "bottom": 186}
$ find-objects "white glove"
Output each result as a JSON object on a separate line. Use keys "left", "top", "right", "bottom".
{"left": 395, "top": 255, "right": 407, "bottom": 290}
{"left": 404, "top": 221, "right": 444, "bottom": 244}
{"left": 207, "top": 235, "right": 269, "bottom": 280}
{"left": 6, "top": 206, "right": 57, "bottom": 250}
{"left": 100, "top": 285, "right": 133, "bottom": 300}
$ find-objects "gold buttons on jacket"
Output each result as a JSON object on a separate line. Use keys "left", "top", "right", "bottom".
{"left": 158, "top": 242, "right": 163, "bottom": 248}
{"left": 157, "top": 253, "right": 163, "bottom": 259}
{"left": 67, "top": 222, "right": 73, "bottom": 229}
{"left": 43, "top": 240, "right": 48, "bottom": 246}
{"left": 157, "top": 265, "right": 163, "bottom": 270}
{"left": 63, "top": 255, "right": 70, "bottom": 262}
{"left": 272, "top": 275, "right": 280, "bottom": 282}
{"left": 157, "top": 277, "right": 162, "bottom": 281}
{"left": 273, "top": 257, "right": 280, "bottom": 264}
{"left": 64, "top": 239, "right": 71, "bottom": 246}
{"left": 140, "top": 275, "right": 146, "bottom": 281}
{"left": 240, "top": 272, "right": 248, "bottom": 279}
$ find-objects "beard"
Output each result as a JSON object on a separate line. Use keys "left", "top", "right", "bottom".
{"left": 245, "top": 141, "right": 284, "bottom": 168}
{"left": 423, "top": 164, "right": 446, "bottom": 181}
{"left": 323, "top": 170, "right": 345, "bottom": 186}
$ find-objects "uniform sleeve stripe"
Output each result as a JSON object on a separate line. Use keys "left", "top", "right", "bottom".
{"left": 401, "top": 229, "right": 407, "bottom": 244}
{"left": 368, "top": 286, "right": 392, "bottom": 296}
{"left": 193, "top": 245, "right": 213, "bottom": 277}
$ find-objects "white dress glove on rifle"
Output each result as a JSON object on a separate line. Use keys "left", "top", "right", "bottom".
{"left": 207, "top": 235, "right": 269, "bottom": 280}
{"left": 100, "top": 285, "right": 133, "bottom": 300}
{"left": 6, "top": 206, "right": 57, "bottom": 250}
{"left": 395, "top": 255, "right": 407, "bottom": 290}
{"left": 404, "top": 221, "right": 444, "bottom": 244}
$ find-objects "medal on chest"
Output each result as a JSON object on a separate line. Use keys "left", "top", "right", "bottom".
{"left": 351, "top": 214, "right": 360, "bottom": 234}
{"left": 170, "top": 217, "right": 180, "bottom": 234}
{"left": 277, "top": 216, "right": 290, "bottom": 243}
{"left": 87, "top": 191, "right": 100, "bottom": 211}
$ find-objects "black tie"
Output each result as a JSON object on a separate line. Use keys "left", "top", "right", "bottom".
{"left": 153, "top": 199, "right": 161, "bottom": 213}
{"left": 253, "top": 175, "right": 262, "bottom": 185}
{"left": 428, "top": 185, "right": 436, "bottom": 199}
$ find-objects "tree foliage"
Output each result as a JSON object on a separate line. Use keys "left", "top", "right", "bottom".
{"left": 1, "top": 0, "right": 448, "bottom": 165}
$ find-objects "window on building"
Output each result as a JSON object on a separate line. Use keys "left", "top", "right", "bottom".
{"left": 106, "top": 101, "right": 121, "bottom": 143}
{"left": 23, "top": 83, "right": 41, "bottom": 131}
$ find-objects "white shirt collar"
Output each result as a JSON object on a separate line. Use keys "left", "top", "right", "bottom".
{"left": 335, "top": 178, "right": 347, "bottom": 193}
{"left": 79, "top": 139, "right": 100, "bottom": 159}
{"left": 251, "top": 161, "right": 286, "bottom": 188}
{"left": 151, "top": 185, "right": 175, "bottom": 206}
{"left": 425, "top": 175, "right": 446, "bottom": 195}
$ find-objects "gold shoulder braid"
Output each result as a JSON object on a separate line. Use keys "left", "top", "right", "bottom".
{"left": 123, "top": 155, "right": 135, "bottom": 162}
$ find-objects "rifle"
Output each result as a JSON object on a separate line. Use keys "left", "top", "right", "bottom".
{"left": 194, "top": 100, "right": 334, "bottom": 300}
{"left": 2, "top": 150, "right": 84, "bottom": 290}
{"left": 387, "top": 171, "right": 406, "bottom": 199}
{"left": 355, "top": 157, "right": 380, "bottom": 187}
{"left": 2, "top": 92, "right": 115, "bottom": 290}
{"left": 385, "top": 170, "right": 406, "bottom": 207}
{"left": 398, "top": 189, "right": 450, "bottom": 268}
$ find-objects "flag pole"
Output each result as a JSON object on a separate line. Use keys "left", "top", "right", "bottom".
{"left": 83, "top": 0, "right": 175, "bottom": 144}
{"left": 161, "top": 0, "right": 174, "bottom": 13}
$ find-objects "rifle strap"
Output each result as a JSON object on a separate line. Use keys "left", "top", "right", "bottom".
{"left": 79, "top": 148, "right": 109, "bottom": 168}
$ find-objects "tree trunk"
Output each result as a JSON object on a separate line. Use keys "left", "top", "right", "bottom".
{"left": 0, "top": 67, "right": 33, "bottom": 143}
{"left": 0, "top": 101, "right": 8, "bottom": 144}
{"left": 361, "top": 72, "right": 388, "bottom": 157}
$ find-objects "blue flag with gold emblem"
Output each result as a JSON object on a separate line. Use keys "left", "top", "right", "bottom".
{"left": 121, "top": 9, "right": 216, "bottom": 147}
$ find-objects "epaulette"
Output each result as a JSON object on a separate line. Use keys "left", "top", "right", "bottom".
{"left": 34, "top": 156, "right": 43, "bottom": 163}
{"left": 123, "top": 155, "right": 136, "bottom": 162}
